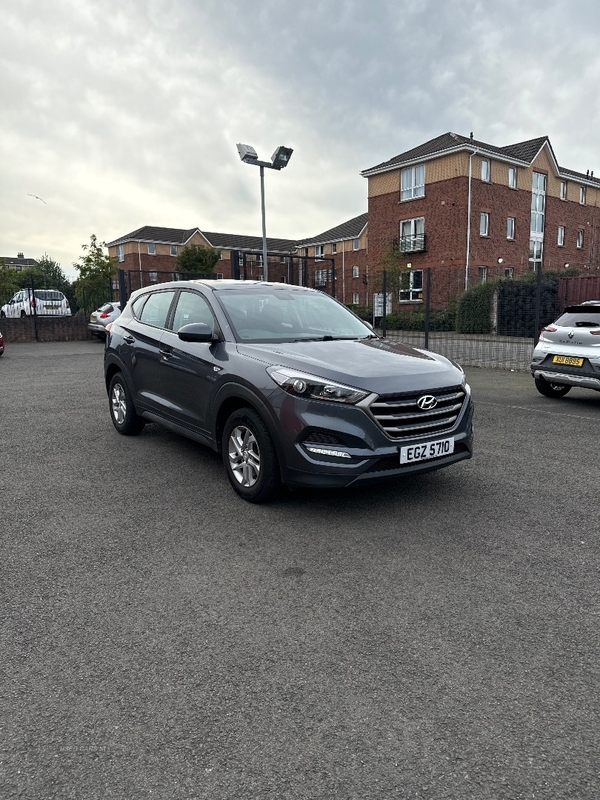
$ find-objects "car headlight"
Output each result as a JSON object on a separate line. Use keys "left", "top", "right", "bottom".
{"left": 267, "top": 366, "right": 369, "bottom": 404}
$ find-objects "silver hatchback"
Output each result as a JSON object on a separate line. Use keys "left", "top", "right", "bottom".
{"left": 88, "top": 302, "right": 121, "bottom": 340}
{"left": 531, "top": 302, "right": 600, "bottom": 397}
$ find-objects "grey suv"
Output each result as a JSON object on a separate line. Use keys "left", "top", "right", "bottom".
{"left": 104, "top": 281, "right": 473, "bottom": 502}
{"left": 531, "top": 302, "right": 600, "bottom": 397}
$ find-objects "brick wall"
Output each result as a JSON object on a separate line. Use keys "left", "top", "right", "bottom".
{"left": 1, "top": 316, "right": 90, "bottom": 343}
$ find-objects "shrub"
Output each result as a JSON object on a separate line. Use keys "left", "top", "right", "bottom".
{"left": 456, "top": 282, "right": 498, "bottom": 333}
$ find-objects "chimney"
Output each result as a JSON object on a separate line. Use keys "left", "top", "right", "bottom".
{"left": 17, "top": 252, "right": 24, "bottom": 259}
{"left": 470, "top": 132, "right": 474, "bottom": 140}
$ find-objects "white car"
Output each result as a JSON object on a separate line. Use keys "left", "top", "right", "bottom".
{"left": 530, "top": 302, "right": 600, "bottom": 396}
{"left": 0, "top": 289, "right": 71, "bottom": 318}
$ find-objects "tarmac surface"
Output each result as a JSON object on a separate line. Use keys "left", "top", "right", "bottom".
{"left": 1, "top": 341, "right": 599, "bottom": 799}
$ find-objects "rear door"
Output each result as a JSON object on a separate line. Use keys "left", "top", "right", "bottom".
{"left": 119, "top": 289, "right": 178, "bottom": 414}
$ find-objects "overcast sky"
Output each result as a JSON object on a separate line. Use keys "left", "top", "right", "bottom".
{"left": 3, "top": 0, "right": 600, "bottom": 278}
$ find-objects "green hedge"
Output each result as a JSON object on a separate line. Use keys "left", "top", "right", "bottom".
{"left": 385, "top": 308, "right": 455, "bottom": 332}
{"left": 455, "top": 281, "right": 498, "bottom": 333}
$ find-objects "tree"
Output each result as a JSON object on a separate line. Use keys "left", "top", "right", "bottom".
{"left": 0, "top": 261, "right": 20, "bottom": 306}
{"left": 175, "top": 245, "right": 222, "bottom": 275}
{"left": 36, "top": 254, "right": 71, "bottom": 294}
{"left": 72, "top": 234, "right": 117, "bottom": 313}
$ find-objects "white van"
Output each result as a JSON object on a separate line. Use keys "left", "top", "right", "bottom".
{"left": 0, "top": 289, "right": 71, "bottom": 318}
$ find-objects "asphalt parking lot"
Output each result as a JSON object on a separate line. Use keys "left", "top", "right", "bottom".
{"left": 1, "top": 341, "right": 599, "bottom": 800}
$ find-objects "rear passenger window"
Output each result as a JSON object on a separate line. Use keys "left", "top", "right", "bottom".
{"left": 138, "top": 291, "right": 176, "bottom": 328}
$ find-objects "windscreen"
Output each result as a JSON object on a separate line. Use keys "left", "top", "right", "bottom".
{"left": 215, "top": 287, "right": 373, "bottom": 342}
{"left": 556, "top": 308, "right": 600, "bottom": 327}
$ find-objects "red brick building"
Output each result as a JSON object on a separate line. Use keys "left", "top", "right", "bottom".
{"left": 361, "top": 132, "right": 600, "bottom": 308}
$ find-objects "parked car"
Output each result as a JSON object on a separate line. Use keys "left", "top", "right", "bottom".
{"left": 104, "top": 281, "right": 473, "bottom": 503}
{"left": 0, "top": 288, "right": 71, "bottom": 317}
{"left": 0, "top": 330, "right": 4, "bottom": 356}
{"left": 88, "top": 301, "right": 121, "bottom": 339}
{"left": 531, "top": 302, "right": 600, "bottom": 397}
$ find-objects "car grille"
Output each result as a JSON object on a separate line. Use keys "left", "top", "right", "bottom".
{"left": 369, "top": 385, "right": 467, "bottom": 440}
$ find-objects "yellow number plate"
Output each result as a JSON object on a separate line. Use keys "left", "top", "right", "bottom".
{"left": 552, "top": 355, "right": 584, "bottom": 367}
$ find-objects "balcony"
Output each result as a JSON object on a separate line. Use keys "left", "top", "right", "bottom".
{"left": 399, "top": 234, "right": 426, "bottom": 254}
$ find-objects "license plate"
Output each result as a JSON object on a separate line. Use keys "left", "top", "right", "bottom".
{"left": 552, "top": 355, "right": 584, "bottom": 366}
{"left": 45, "top": 305, "right": 59, "bottom": 310}
{"left": 400, "top": 437, "right": 454, "bottom": 464}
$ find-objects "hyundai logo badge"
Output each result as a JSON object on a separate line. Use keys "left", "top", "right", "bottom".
{"left": 417, "top": 395, "right": 438, "bottom": 410}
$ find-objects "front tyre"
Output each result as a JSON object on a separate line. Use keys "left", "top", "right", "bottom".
{"left": 222, "top": 408, "right": 281, "bottom": 503}
{"left": 534, "top": 376, "right": 572, "bottom": 398}
{"left": 108, "top": 373, "right": 145, "bottom": 435}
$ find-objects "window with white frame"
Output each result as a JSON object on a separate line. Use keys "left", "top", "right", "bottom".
{"left": 352, "top": 266, "right": 360, "bottom": 278}
{"left": 508, "top": 167, "right": 517, "bottom": 189}
{"left": 529, "top": 239, "right": 543, "bottom": 272}
{"left": 117, "top": 245, "right": 124, "bottom": 262}
{"left": 315, "top": 244, "right": 324, "bottom": 258}
{"left": 400, "top": 163, "right": 425, "bottom": 200}
{"left": 577, "top": 229, "right": 584, "bottom": 249}
{"left": 331, "top": 242, "right": 337, "bottom": 254}
{"left": 504, "top": 267, "right": 514, "bottom": 279}
{"left": 558, "top": 226, "right": 565, "bottom": 246}
{"left": 399, "top": 269, "right": 423, "bottom": 302}
{"left": 507, "top": 217, "right": 515, "bottom": 240}
{"left": 478, "top": 266, "right": 488, "bottom": 284}
{"left": 352, "top": 238, "right": 360, "bottom": 250}
{"left": 480, "top": 212, "right": 489, "bottom": 236}
{"left": 400, "top": 217, "right": 425, "bottom": 252}
{"left": 580, "top": 186, "right": 586, "bottom": 205}
{"left": 216, "top": 273, "right": 224, "bottom": 280}
{"left": 149, "top": 271, "right": 158, "bottom": 282}
{"left": 560, "top": 180, "right": 567, "bottom": 200}
{"left": 148, "top": 243, "right": 156, "bottom": 255}
{"left": 170, "top": 245, "right": 178, "bottom": 256}
{"left": 352, "top": 292, "right": 360, "bottom": 305}
{"left": 481, "top": 158, "right": 491, "bottom": 182}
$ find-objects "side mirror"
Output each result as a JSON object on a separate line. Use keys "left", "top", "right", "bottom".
{"left": 177, "top": 322, "right": 215, "bottom": 342}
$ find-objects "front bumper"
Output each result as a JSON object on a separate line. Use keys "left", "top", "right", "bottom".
{"left": 274, "top": 392, "right": 474, "bottom": 490}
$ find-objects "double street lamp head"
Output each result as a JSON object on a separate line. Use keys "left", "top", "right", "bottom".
{"left": 236, "top": 143, "right": 293, "bottom": 170}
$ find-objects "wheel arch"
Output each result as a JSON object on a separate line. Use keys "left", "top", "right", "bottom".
{"left": 212, "top": 384, "right": 283, "bottom": 464}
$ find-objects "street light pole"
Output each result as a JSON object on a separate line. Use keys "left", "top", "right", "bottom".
{"left": 236, "top": 143, "right": 293, "bottom": 284}
{"left": 259, "top": 165, "right": 269, "bottom": 281}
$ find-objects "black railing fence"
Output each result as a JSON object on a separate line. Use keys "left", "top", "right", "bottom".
{"left": 96, "top": 265, "right": 600, "bottom": 372}
{"left": 359, "top": 267, "right": 600, "bottom": 371}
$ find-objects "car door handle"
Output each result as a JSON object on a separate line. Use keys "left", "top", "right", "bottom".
{"left": 159, "top": 348, "right": 173, "bottom": 360}
{"left": 123, "top": 334, "right": 134, "bottom": 345}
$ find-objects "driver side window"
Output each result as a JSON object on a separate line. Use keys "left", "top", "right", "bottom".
{"left": 172, "top": 291, "right": 214, "bottom": 332}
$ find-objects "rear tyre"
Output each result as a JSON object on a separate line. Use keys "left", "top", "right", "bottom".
{"left": 222, "top": 408, "right": 281, "bottom": 503}
{"left": 534, "top": 376, "right": 572, "bottom": 398}
{"left": 108, "top": 373, "right": 145, "bottom": 435}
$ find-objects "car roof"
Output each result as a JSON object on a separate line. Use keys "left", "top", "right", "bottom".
{"left": 129, "top": 280, "right": 319, "bottom": 299}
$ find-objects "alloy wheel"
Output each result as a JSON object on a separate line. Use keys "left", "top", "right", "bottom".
{"left": 228, "top": 425, "right": 261, "bottom": 487}
{"left": 111, "top": 382, "right": 127, "bottom": 426}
